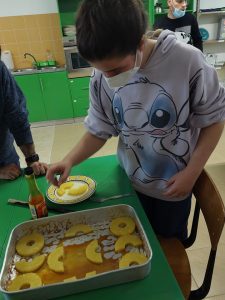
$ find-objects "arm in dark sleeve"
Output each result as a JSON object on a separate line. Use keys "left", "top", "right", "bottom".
{"left": 153, "top": 16, "right": 164, "bottom": 30}
{"left": 1, "top": 62, "right": 33, "bottom": 146}
{"left": 153, "top": 18, "right": 160, "bottom": 30}
{"left": 191, "top": 15, "right": 203, "bottom": 51}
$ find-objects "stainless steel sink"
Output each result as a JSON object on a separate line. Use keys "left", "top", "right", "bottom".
{"left": 12, "top": 66, "right": 66, "bottom": 75}
{"left": 13, "top": 68, "right": 36, "bottom": 73}
{"left": 15, "top": 66, "right": 58, "bottom": 71}
{"left": 40, "top": 66, "right": 57, "bottom": 70}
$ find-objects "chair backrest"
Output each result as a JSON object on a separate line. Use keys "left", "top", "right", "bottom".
{"left": 193, "top": 169, "right": 225, "bottom": 250}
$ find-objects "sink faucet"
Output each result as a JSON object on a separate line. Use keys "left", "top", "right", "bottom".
{"left": 24, "top": 53, "right": 39, "bottom": 69}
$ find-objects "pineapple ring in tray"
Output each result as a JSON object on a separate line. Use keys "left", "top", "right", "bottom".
{"left": 16, "top": 232, "right": 44, "bottom": 257}
{"left": 109, "top": 216, "right": 136, "bottom": 236}
{"left": 119, "top": 252, "right": 148, "bottom": 269}
{"left": 46, "top": 175, "right": 96, "bottom": 205}
{"left": 64, "top": 224, "right": 93, "bottom": 238}
{"left": 85, "top": 240, "right": 103, "bottom": 264}
{"left": 115, "top": 235, "right": 142, "bottom": 252}
{"left": 15, "top": 254, "right": 46, "bottom": 273}
{"left": 7, "top": 273, "right": 42, "bottom": 291}
{"left": 47, "top": 246, "right": 64, "bottom": 273}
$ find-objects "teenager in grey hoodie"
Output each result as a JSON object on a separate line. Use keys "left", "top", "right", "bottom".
{"left": 47, "top": 0, "right": 225, "bottom": 240}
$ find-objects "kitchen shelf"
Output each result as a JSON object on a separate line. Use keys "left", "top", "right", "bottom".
{"left": 198, "top": 10, "right": 225, "bottom": 15}
{"left": 204, "top": 39, "right": 225, "bottom": 44}
{"left": 196, "top": 0, "right": 225, "bottom": 71}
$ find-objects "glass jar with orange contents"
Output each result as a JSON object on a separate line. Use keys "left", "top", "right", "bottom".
{"left": 24, "top": 167, "right": 48, "bottom": 219}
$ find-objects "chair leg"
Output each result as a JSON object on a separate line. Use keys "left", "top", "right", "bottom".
{"left": 183, "top": 202, "right": 200, "bottom": 249}
{"left": 189, "top": 250, "right": 216, "bottom": 300}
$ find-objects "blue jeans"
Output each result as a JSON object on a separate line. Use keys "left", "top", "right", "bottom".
{"left": 0, "top": 145, "right": 20, "bottom": 168}
{"left": 136, "top": 191, "right": 192, "bottom": 241}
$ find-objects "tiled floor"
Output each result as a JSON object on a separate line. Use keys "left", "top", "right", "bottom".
{"left": 16, "top": 121, "right": 225, "bottom": 299}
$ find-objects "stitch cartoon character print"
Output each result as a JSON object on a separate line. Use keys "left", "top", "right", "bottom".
{"left": 119, "top": 76, "right": 188, "bottom": 179}
{"left": 112, "top": 77, "right": 190, "bottom": 185}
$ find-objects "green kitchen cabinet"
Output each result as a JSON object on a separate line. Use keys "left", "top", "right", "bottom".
{"left": 57, "top": 0, "right": 153, "bottom": 33}
{"left": 15, "top": 71, "right": 74, "bottom": 122}
{"left": 68, "top": 77, "right": 90, "bottom": 117}
{"left": 143, "top": 0, "right": 154, "bottom": 26}
{"left": 58, "top": 0, "right": 82, "bottom": 26}
{"left": 40, "top": 72, "right": 74, "bottom": 120}
{"left": 15, "top": 74, "right": 47, "bottom": 122}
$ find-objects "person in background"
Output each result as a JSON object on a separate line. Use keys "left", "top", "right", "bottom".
{"left": 0, "top": 60, "right": 48, "bottom": 180}
{"left": 154, "top": 0, "right": 203, "bottom": 51}
{"left": 46, "top": 0, "right": 225, "bottom": 241}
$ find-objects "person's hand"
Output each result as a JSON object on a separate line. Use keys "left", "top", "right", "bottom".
{"left": 163, "top": 168, "right": 199, "bottom": 199}
{"left": 46, "top": 159, "right": 72, "bottom": 186}
{"left": 29, "top": 161, "right": 48, "bottom": 176}
{"left": 0, "top": 164, "right": 21, "bottom": 180}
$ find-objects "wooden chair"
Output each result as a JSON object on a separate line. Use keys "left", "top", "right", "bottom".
{"left": 158, "top": 169, "right": 225, "bottom": 299}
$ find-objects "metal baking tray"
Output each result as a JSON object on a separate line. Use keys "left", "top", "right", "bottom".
{"left": 0, "top": 204, "right": 152, "bottom": 300}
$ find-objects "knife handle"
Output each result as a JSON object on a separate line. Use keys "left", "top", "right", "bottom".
{"left": 8, "top": 199, "right": 28, "bottom": 206}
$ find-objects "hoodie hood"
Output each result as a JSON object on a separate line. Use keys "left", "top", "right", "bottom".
{"left": 156, "top": 30, "right": 177, "bottom": 52}
{"left": 145, "top": 30, "right": 180, "bottom": 69}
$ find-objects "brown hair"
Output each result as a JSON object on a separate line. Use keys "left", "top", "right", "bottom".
{"left": 76, "top": 0, "right": 148, "bottom": 61}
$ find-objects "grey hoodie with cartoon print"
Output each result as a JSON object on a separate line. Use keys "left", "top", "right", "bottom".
{"left": 84, "top": 30, "right": 225, "bottom": 201}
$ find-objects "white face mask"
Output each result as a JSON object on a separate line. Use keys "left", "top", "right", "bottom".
{"left": 171, "top": 1, "right": 186, "bottom": 18}
{"left": 104, "top": 50, "right": 143, "bottom": 89}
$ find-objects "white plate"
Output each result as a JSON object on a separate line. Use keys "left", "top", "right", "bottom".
{"left": 46, "top": 175, "right": 96, "bottom": 205}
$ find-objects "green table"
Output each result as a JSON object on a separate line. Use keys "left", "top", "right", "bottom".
{"left": 0, "top": 155, "right": 184, "bottom": 300}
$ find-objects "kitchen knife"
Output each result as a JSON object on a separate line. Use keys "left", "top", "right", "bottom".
{"left": 7, "top": 199, "right": 74, "bottom": 214}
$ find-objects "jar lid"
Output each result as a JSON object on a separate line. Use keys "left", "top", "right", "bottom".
{"left": 24, "top": 167, "right": 33, "bottom": 175}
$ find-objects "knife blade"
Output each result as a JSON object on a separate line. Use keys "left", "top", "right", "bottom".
{"left": 7, "top": 199, "right": 74, "bottom": 214}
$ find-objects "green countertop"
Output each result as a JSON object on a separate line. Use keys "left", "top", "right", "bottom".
{"left": 0, "top": 155, "right": 184, "bottom": 300}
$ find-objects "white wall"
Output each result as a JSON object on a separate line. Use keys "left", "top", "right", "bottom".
{"left": 0, "top": 0, "right": 58, "bottom": 17}
{"left": 199, "top": 0, "right": 225, "bottom": 10}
